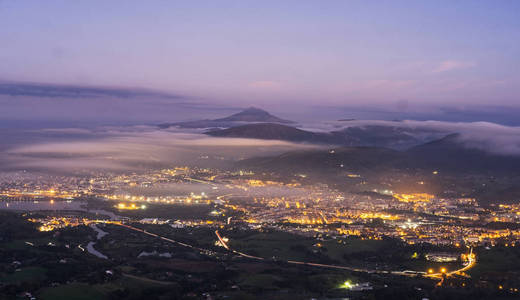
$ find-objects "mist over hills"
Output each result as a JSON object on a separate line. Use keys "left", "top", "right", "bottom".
{"left": 405, "top": 133, "right": 520, "bottom": 173}
{"left": 235, "top": 133, "right": 520, "bottom": 205}
{"left": 238, "top": 133, "right": 520, "bottom": 176}
{"left": 155, "top": 108, "right": 520, "bottom": 179}
{"left": 160, "top": 108, "right": 520, "bottom": 157}
{"left": 206, "top": 122, "right": 443, "bottom": 150}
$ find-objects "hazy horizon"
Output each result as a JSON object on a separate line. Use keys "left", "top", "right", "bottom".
{"left": 2, "top": 1, "right": 520, "bottom": 127}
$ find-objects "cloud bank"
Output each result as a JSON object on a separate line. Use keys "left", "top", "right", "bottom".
{"left": 2, "top": 118, "right": 520, "bottom": 176}
{"left": 1, "top": 126, "right": 320, "bottom": 174}
{"left": 326, "top": 119, "right": 520, "bottom": 156}
{"left": 0, "top": 81, "right": 184, "bottom": 99}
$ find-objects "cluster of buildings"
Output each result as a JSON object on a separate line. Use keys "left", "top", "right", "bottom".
{"left": 2, "top": 166, "right": 520, "bottom": 249}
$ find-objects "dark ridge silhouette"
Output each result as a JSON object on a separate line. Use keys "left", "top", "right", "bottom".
{"left": 238, "top": 133, "right": 520, "bottom": 175}
{"left": 213, "top": 107, "right": 294, "bottom": 123}
{"left": 206, "top": 123, "right": 443, "bottom": 150}
{"left": 159, "top": 107, "right": 294, "bottom": 129}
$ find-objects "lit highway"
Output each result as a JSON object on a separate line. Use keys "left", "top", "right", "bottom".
{"left": 101, "top": 221, "right": 477, "bottom": 281}
{"left": 214, "top": 230, "right": 477, "bottom": 280}
{"left": 117, "top": 223, "right": 209, "bottom": 253}
{"left": 425, "top": 248, "right": 476, "bottom": 279}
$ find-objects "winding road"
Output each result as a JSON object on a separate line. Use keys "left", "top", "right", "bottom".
{"left": 91, "top": 220, "right": 476, "bottom": 281}
{"left": 214, "top": 230, "right": 476, "bottom": 280}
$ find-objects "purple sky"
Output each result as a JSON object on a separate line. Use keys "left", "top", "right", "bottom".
{"left": 1, "top": 1, "right": 520, "bottom": 124}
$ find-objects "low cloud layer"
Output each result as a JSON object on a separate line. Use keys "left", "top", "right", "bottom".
{"left": 1, "top": 118, "right": 520, "bottom": 176}
{"left": 1, "top": 126, "right": 319, "bottom": 174}
{"left": 324, "top": 119, "right": 520, "bottom": 156}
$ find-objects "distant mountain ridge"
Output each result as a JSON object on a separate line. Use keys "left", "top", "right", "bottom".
{"left": 158, "top": 107, "right": 294, "bottom": 129}
{"left": 238, "top": 133, "right": 520, "bottom": 175}
{"left": 206, "top": 123, "right": 329, "bottom": 143}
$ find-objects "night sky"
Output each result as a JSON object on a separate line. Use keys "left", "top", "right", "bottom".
{"left": 1, "top": 1, "right": 520, "bottom": 125}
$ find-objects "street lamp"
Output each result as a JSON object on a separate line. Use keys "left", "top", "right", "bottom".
{"left": 343, "top": 280, "right": 353, "bottom": 289}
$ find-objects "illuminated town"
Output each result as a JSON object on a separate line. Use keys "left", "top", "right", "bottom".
{"left": 2, "top": 167, "right": 519, "bottom": 249}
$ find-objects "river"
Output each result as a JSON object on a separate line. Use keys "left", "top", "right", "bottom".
{"left": 86, "top": 223, "right": 109, "bottom": 259}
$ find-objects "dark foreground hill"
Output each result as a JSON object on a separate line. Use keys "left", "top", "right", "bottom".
{"left": 239, "top": 146, "right": 404, "bottom": 174}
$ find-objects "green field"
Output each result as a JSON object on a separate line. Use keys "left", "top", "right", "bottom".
{"left": 469, "top": 246, "right": 520, "bottom": 278}
{"left": 38, "top": 276, "right": 180, "bottom": 300}
{"left": 38, "top": 283, "right": 107, "bottom": 300}
{"left": 229, "top": 231, "right": 318, "bottom": 261}
{"left": 0, "top": 267, "right": 47, "bottom": 284}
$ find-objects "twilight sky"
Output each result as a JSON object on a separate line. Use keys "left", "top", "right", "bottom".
{"left": 1, "top": 0, "right": 520, "bottom": 124}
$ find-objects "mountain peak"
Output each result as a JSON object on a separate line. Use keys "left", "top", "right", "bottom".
{"left": 158, "top": 107, "right": 294, "bottom": 129}
{"left": 232, "top": 107, "right": 272, "bottom": 117}
{"left": 243, "top": 106, "right": 268, "bottom": 113}
{"left": 214, "top": 107, "right": 294, "bottom": 123}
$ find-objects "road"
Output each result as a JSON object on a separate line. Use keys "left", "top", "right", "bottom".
{"left": 424, "top": 250, "right": 476, "bottom": 279}
{"left": 214, "top": 230, "right": 477, "bottom": 280}
{"left": 117, "top": 223, "right": 209, "bottom": 253}
{"left": 94, "top": 220, "right": 476, "bottom": 281}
